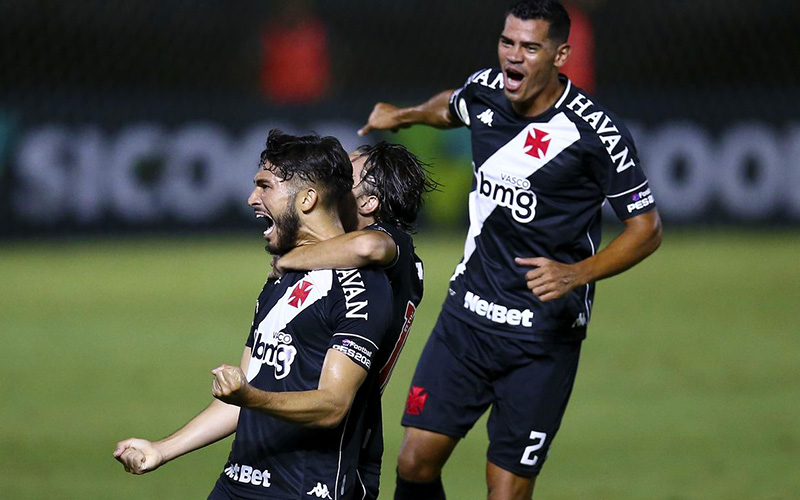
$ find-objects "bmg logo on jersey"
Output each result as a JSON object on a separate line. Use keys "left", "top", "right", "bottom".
{"left": 252, "top": 329, "right": 297, "bottom": 380}
{"left": 478, "top": 170, "right": 537, "bottom": 223}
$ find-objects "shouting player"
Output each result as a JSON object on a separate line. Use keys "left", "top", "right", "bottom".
{"left": 114, "top": 130, "right": 394, "bottom": 500}
{"left": 275, "top": 142, "right": 437, "bottom": 500}
{"left": 358, "top": 1, "right": 663, "bottom": 499}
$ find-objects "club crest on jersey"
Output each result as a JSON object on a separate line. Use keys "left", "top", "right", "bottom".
{"left": 252, "top": 329, "right": 297, "bottom": 380}
{"left": 288, "top": 280, "right": 313, "bottom": 308}
{"left": 524, "top": 128, "right": 551, "bottom": 159}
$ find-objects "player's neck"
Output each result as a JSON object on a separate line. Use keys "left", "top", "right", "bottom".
{"left": 295, "top": 212, "right": 346, "bottom": 246}
{"left": 513, "top": 75, "right": 565, "bottom": 118}
{"left": 356, "top": 214, "right": 376, "bottom": 231}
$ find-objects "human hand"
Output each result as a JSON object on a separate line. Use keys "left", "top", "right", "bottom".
{"left": 113, "top": 438, "right": 165, "bottom": 475}
{"left": 515, "top": 256, "right": 586, "bottom": 302}
{"left": 358, "top": 103, "right": 408, "bottom": 136}
{"left": 211, "top": 364, "right": 251, "bottom": 406}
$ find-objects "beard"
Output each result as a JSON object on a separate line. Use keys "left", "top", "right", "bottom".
{"left": 266, "top": 202, "right": 301, "bottom": 256}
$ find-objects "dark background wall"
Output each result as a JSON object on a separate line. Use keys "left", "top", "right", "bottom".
{"left": 1, "top": 0, "right": 798, "bottom": 235}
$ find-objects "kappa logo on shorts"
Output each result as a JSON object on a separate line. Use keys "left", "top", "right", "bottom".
{"left": 306, "top": 482, "right": 333, "bottom": 499}
{"left": 405, "top": 385, "right": 428, "bottom": 415}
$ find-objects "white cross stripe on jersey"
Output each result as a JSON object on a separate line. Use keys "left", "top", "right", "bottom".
{"left": 246, "top": 270, "right": 334, "bottom": 381}
{"left": 451, "top": 112, "right": 580, "bottom": 281}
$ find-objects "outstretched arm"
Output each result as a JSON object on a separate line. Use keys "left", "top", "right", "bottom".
{"left": 212, "top": 349, "right": 367, "bottom": 429}
{"left": 515, "top": 210, "right": 663, "bottom": 302}
{"left": 275, "top": 230, "right": 397, "bottom": 274}
{"left": 358, "top": 89, "right": 460, "bottom": 136}
{"left": 113, "top": 348, "right": 251, "bottom": 475}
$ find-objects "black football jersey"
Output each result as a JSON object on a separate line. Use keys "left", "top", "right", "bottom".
{"left": 365, "top": 221, "right": 424, "bottom": 391}
{"left": 220, "top": 267, "right": 392, "bottom": 500}
{"left": 444, "top": 69, "right": 657, "bottom": 341}
{"left": 357, "top": 222, "right": 424, "bottom": 482}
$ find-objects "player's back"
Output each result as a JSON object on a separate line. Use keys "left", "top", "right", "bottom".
{"left": 357, "top": 221, "right": 425, "bottom": 499}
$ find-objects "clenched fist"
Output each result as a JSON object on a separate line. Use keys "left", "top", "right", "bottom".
{"left": 113, "top": 438, "right": 165, "bottom": 475}
{"left": 212, "top": 364, "right": 252, "bottom": 406}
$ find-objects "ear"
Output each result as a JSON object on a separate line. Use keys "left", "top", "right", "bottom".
{"left": 553, "top": 42, "right": 571, "bottom": 68}
{"left": 297, "top": 187, "right": 319, "bottom": 214}
{"left": 357, "top": 194, "right": 380, "bottom": 217}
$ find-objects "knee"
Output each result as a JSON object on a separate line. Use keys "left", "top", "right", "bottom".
{"left": 396, "top": 444, "right": 442, "bottom": 482}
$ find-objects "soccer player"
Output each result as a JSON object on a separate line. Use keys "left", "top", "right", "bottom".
{"left": 114, "top": 130, "right": 394, "bottom": 500}
{"left": 274, "top": 142, "right": 436, "bottom": 500}
{"left": 358, "top": 1, "right": 663, "bottom": 499}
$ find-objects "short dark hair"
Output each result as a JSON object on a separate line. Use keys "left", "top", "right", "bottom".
{"left": 354, "top": 142, "right": 439, "bottom": 232}
{"left": 506, "top": 0, "right": 571, "bottom": 45}
{"left": 259, "top": 129, "right": 353, "bottom": 207}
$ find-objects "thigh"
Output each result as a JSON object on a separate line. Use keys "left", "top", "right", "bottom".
{"left": 486, "top": 341, "right": 582, "bottom": 477}
{"left": 400, "top": 313, "right": 494, "bottom": 438}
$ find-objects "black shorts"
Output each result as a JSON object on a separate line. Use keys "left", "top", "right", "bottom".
{"left": 356, "top": 465, "right": 379, "bottom": 500}
{"left": 401, "top": 311, "right": 581, "bottom": 476}
{"left": 207, "top": 477, "right": 244, "bottom": 500}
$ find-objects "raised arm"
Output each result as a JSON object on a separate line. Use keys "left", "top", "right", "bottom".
{"left": 358, "top": 89, "right": 461, "bottom": 136}
{"left": 275, "top": 230, "right": 397, "bottom": 274}
{"left": 515, "top": 210, "right": 663, "bottom": 302}
{"left": 211, "top": 348, "right": 368, "bottom": 429}
{"left": 113, "top": 348, "right": 251, "bottom": 475}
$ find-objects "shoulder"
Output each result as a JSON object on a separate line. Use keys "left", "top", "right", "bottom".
{"left": 366, "top": 221, "right": 412, "bottom": 249}
{"left": 451, "top": 68, "right": 506, "bottom": 127}
{"left": 365, "top": 221, "right": 397, "bottom": 241}
{"left": 453, "top": 68, "right": 505, "bottom": 101}
{"left": 333, "top": 267, "right": 390, "bottom": 295}
{"left": 557, "top": 78, "right": 636, "bottom": 142}
{"left": 331, "top": 267, "right": 392, "bottom": 325}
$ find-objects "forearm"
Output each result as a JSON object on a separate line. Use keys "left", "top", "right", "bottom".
{"left": 399, "top": 89, "right": 460, "bottom": 129}
{"left": 574, "top": 211, "right": 663, "bottom": 285}
{"left": 278, "top": 231, "right": 395, "bottom": 272}
{"left": 155, "top": 399, "right": 240, "bottom": 463}
{"left": 239, "top": 387, "right": 349, "bottom": 429}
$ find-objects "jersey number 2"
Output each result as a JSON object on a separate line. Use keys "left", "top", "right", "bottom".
{"left": 520, "top": 430, "right": 547, "bottom": 466}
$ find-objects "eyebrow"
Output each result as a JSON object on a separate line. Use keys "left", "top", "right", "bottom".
{"left": 500, "top": 35, "right": 543, "bottom": 49}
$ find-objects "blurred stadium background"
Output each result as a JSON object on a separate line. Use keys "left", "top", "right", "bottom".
{"left": 1, "top": 1, "right": 799, "bottom": 499}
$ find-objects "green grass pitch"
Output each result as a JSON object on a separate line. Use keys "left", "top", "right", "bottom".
{"left": 1, "top": 229, "right": 799, "bottom": 500}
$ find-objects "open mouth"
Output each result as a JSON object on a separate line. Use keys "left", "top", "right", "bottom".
{"left": 504, "top": 68, "right": 525, "bottom": 91}
{"left": 256, "top": 213, "right": 275, "bottom": 236}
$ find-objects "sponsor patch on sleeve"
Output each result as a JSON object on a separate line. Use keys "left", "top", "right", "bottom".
{"left": 330, "top": 334, "right": 377, "bottom": 371}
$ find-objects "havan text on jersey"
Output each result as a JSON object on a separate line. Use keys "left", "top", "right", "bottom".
{"left": 566, "top": 93, "right": 636, "bottom": 173}
{"left": 335, "top": 269, "right": 369, "bottom": 320}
